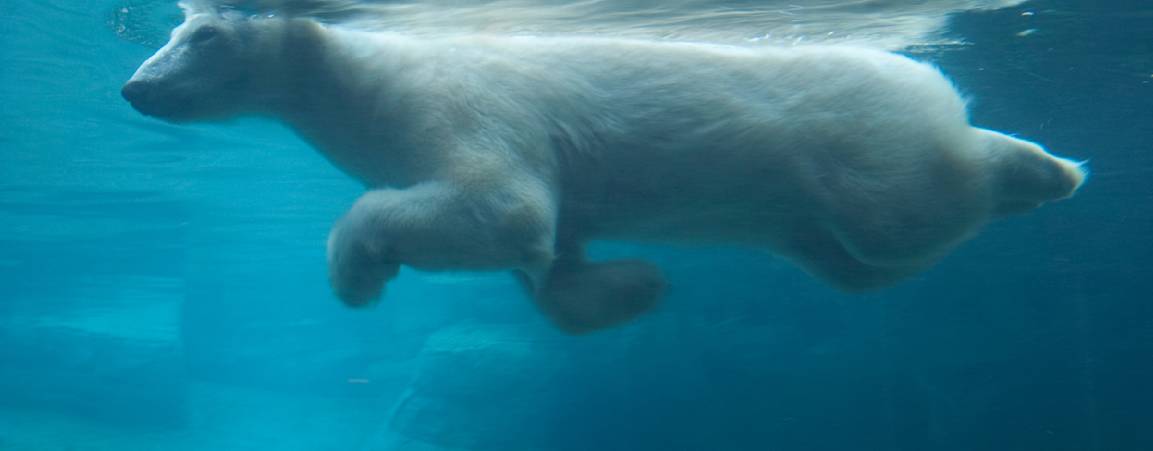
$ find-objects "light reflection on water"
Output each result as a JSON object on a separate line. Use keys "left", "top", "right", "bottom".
{"left": 112, "top": 0, "right": 1028, "bottom": 50}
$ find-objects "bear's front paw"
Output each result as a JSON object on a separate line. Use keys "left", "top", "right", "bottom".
{"left": 327, "top": 223, "right": 400, "bottom": 308}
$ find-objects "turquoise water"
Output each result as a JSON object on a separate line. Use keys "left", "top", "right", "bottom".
{"left": 2, "top": 0, "right": 1151, "bottom": 449}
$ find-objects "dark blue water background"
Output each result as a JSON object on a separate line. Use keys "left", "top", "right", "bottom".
{"left": 1, "top": 0, "right": 1150, "bottom": 449}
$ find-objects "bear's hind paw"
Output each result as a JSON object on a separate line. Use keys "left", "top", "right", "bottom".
{"left": 533, "top": 260, "right": 667, "bottom": 334}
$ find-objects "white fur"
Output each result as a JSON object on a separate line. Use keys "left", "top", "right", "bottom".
{"left": 124, "top": 12, "right": 1086, "bottom": 332}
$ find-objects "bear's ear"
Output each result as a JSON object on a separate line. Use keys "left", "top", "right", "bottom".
{"left": 977, "top": 128, "right": 1087, "bottom": 215}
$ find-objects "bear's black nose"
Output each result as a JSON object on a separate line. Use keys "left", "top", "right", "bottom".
{"left": 120, "top": 80, "right": 152, "bottom": 104}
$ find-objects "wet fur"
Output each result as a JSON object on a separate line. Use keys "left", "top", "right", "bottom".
{"left": 124, "top": 5, "right": 1086, "bottom": 332}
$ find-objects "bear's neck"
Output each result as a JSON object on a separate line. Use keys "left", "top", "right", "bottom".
{"left": 254, "top": 20, "right": 426, "bottom": 188}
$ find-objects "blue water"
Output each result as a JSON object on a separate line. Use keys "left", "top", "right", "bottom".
{"left": 2, "top": 0, "right": 1151, "bottom": 450}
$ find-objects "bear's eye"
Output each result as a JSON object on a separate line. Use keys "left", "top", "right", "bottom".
{"left": 189, "top": 26, "right": 219, "bottom": 44}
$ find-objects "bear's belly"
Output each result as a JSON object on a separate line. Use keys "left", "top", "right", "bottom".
{"left": 555, "top": 136, "right": 815, "bottom": 246}
{"left": 559, "top": 173, "right": 811, "bottom": 247}
{"left": 589, "top": 210, "right": 807, "bottom": 247}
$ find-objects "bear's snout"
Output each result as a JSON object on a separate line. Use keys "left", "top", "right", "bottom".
{"left": 121, "top": 80, "right": 158, "bottom": 110}
{"left": 122, "top": 80, "right": 186, "bottom": 119}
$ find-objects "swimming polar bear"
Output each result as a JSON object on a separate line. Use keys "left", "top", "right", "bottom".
{"left": 123, "top": 1, "right": 1086, "bottom": 333}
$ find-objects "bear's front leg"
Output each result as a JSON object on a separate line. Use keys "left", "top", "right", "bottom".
{"left": 327, "top": 180, "right": 556, "bottom": 307}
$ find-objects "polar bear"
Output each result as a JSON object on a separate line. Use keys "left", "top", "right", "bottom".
{"left": 123, "top": 1, "right": 1086, "bottom": 333}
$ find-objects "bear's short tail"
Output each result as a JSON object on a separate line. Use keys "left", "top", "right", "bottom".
{"left": 977, "top": 128, "right": 1088, "bottom": 215}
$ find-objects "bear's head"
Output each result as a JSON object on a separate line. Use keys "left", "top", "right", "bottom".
{"left": 122, "top": 2, "right": 274, "bottom": 122}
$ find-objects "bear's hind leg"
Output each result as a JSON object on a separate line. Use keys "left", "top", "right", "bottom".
{"left": 517, "top": 246, "right": 666, "bottom": 334}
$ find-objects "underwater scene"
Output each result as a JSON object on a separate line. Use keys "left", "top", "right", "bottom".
{"left": 1, "top": 0, "right": 1151, "bottom": 449}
